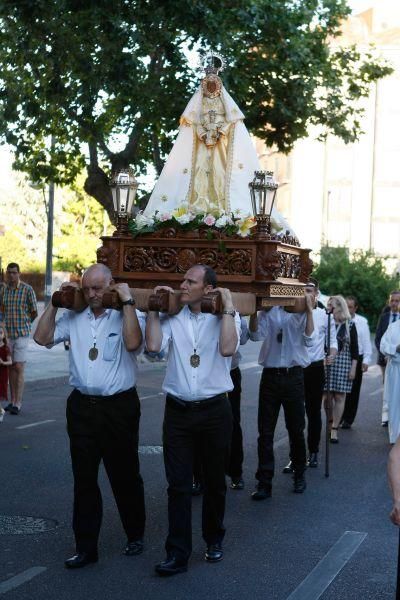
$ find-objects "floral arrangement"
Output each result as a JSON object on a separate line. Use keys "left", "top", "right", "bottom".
{"left": 129, "top": 205, "right": 257, "bottom": 238}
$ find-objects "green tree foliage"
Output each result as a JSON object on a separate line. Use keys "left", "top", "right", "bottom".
{"left": 0, "top": 1, "right": 393, "bottom": 217}
{"left": 0, "top": 165, "right": 111, "bottom": 274}
{"left": 313, "top": 247, "right": 400, "bottom": 331}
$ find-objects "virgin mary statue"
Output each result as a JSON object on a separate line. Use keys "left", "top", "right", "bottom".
{"left": 144, "top": 56, "right": 291, "bottom": 233}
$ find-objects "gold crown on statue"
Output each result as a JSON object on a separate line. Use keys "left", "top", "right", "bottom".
{"left": 198, "top": 51, "right": 226, "bottom": 76}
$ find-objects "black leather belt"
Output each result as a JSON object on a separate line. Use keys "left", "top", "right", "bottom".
{"left": 166, "top": 393, "right": 226, "bottom": 410}
{"left": 76, "top": 387, "right": 136, "bottom": 403}
{"left": 263, "top": 366, "right": 302, "bottom": 376}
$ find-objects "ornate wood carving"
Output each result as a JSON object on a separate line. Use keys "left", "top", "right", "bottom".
{"left": 299, "top": 254, "right": 314, "bottom": 283}
{"left": 122, "top": 245, "right": 252, "bottom": 276}
{"left": 256, "top": 248, "right": 281, "bottom": 280}
{"left": 97, "top": 241, "right": 120, "bottom": 272}
{"left": 97, "top": 230, "right": 313, "bottom": 305}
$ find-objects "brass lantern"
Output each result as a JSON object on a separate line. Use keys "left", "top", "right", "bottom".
{"left": 249, "top": 170, "right": 278, "bottom": 238}
{"left": 110, "top": 169, "right": 139, "bottom": 236}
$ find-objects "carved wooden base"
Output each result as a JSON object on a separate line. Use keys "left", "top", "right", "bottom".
{"left": 97, "top": 228, "right": 313, "bottom": 308}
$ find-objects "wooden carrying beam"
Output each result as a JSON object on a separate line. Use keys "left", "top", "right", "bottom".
{"left": 52, "top": 286, "right": 258, "bottom": 315}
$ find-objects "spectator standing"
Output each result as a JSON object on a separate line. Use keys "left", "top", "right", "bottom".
{"left": 0, "top": 323, "right": 12, "bottom": 422}
{"left": 0, "top": 263, "right": 37, "bottom": 415}
{"left": 380, "top": 319, "right": 400, "bottom": 444}
{"left": 341, "top": 296, "right": 373, "bottom": 429}
{"left": 322, "top": 295, "right": 358, "bottom": 444}
{"left": 375, "top": 290, "right": 400, "bottom": 426}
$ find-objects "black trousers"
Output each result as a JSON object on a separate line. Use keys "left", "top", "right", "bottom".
{"left": 256, "top": 367, "right": 306, "bottom": 486}
{"left": 66, "top": 388, "right": 145, "bottom": 554}
{"left": 342, "top": 355, "right": 364, "bottom": 425}
{"left": 163, "top": 394, "right": 232, "bottom": 562}
{"left": 193, "top": 367, "right": 244, "bottom": 482}
{"left": 303, "top": 361, "right": 325, "bottom": 454}
{"left": 226, "top": 367, "right": 244, "bottom": 478}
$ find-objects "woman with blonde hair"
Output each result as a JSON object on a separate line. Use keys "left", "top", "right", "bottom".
{"left": 322, "top": 295, "right": 358, "bottom": 443}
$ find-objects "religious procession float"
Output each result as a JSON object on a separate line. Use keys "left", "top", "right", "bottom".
{"left": 63, "top": 54, "right": 313, "bottom": 315}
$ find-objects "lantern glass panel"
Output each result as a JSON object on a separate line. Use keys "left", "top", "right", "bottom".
{"left": 118, "top": 188, "right": 129, "bottom": 213}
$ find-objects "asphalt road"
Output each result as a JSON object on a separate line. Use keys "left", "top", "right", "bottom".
{"left": 0, "top": 341, "right": 397, "bottom": 599}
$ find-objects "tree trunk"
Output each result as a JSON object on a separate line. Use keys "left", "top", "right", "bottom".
{"left": 84, "top": 163, "right": 115, "bottom": 223}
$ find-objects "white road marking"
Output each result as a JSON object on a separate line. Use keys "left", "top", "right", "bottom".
{"left": 0, "top": 567, "right": 47, "bottom": 595}
{"left": 369, "top": 388, "right": 383, "bottom": 398}
{"left": 286, "top": 531, "right": 367, "bottom": 600}
{"left": 16, "top": 420, "right": 56, "bottom": 430}
{"left": 139, "top": 392, "right": 164, "bottom": 400}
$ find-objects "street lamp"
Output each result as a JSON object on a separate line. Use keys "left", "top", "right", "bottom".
{"left": 249, "top": 170, "right": 278, "bottom": 238}
{"left": 110, "top": 169, "right": 139, "bottom": 236}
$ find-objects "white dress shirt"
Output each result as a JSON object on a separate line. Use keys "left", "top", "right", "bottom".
{"left": 230, "top": 316, "right": 249, "bottom": 371}
{"left": 249, "top": 306, "right": 313, "bottom": 368}
{"left": 160, "top": 305, "right": 241, "bottom": 401}
{"left": 307, "top": 307, "right": 337, "bottom": 363}
{"left": 53, "top": 308, "right": 145, "bottom": 396}
{"left": 352, "top": 313, "right": 372, "bottom": 365}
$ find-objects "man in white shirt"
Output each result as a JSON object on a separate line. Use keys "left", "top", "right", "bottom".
{"left": 146, "top": 264, "right": 240, "bottom": 577}
{"left": 375, "top": 290, "right": 400, "bottom": 426}
{"left": 341, "top": 296, "right": 373, "bottom": 429}
{"left": 34, "top": 264, "right": 146, "bottom": 569}
{"left": 283, "top": 280, "right": 337, "bottom": 471}
{"left": 249, "top": 297, "right": 314, "bottom": 500}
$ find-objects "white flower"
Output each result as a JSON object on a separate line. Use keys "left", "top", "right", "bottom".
{"left": 175, "top": 213, "right": 191, "bottom": 224}
{"left": 215, "top": 214, "right": 233, "bottom": 228}
{"left": 135, "top": 212, "right": 154, "bottom": 229}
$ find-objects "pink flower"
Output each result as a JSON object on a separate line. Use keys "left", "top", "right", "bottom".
{"left": 159, "top": 212, "right": 172, "bottom": 222}
{"left": 203, "top": 214, "right": 216, "bottom": 227}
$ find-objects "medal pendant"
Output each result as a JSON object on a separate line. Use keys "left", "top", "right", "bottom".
{"left": 89, "top": 346, "right": 99, "bottom": 361}
{"left": 190, "top": 353, "right": 200, "bottom": 368}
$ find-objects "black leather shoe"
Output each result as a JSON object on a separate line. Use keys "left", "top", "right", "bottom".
{"left": 205, "top": 543, "right": 223, "bottom": 562}
{"left": 10, "top": 406, "right": 20, "bottom": 415}
{"left": 192, "top": 480, "right": 203, "bottom": 496}
{"left": 124, "top": 539, "right": 144, "bottom": 556}
{"left": 230, "top": 477, "right": 244, "bottom": 490}
{"left": 341, "top": 421, "right": 352, "bottom": 429}
{"left": 4, "top": 403, "right": 13, "bottom": 412}
{"left": 155, "top": 556, "right": 188, "bottom": 577}
{"left": 307, "top": 453, "right": 318, "bottom": 468}
{"left": 382, "top": 421, "right": 388, "bottom": 428}
{"left": 251, "top": 485, "right": 272, "bottom": 501}
{"left": 64, "top": 552, "right": 98, "bottom": 569}
{"left": 282, "top": 460, "right": 294, "bottom": 474}
{"left": 293, "top": 474, "right": 306, "bottom": 494}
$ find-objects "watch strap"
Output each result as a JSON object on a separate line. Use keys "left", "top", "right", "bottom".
{"left": 121, "top": 298, "right": 136, "bottom": 306}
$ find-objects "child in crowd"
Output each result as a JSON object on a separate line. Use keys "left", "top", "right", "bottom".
{"left": 0, "top": 324, "right": 12, "bottom": 422}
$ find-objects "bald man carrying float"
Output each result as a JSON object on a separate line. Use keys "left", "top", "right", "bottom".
{"left": 34, "top": 264, "right": 146, "bottom": 569}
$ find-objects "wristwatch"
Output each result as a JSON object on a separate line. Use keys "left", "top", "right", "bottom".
{"left": 121, "top": 298, "right": 136, "bottom": 306}
{"left": 222, "top": 309, "right": 236, "bottom": 317}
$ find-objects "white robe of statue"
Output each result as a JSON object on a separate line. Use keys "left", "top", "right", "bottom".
{"left": 144, "top": 75, "right": 293, "bottom": 235}
{"left": 381, "top": 321, "right": 400, "bottom": 444}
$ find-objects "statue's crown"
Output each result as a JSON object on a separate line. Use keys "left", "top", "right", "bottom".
{"left": 199, "top": 52, "right": 226, "bottom": 76}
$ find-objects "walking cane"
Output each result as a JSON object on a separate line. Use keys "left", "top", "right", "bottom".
{"left": 325, "top": 308, "right": 333, "bottom": 478}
